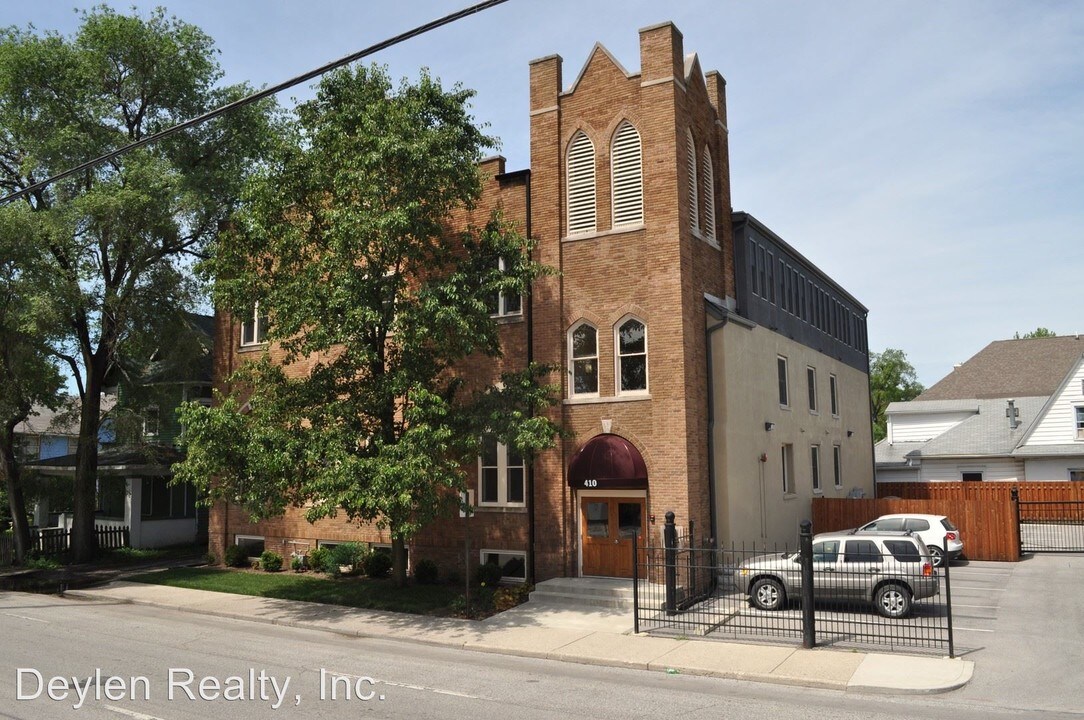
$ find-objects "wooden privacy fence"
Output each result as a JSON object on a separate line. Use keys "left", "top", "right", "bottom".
{"left": 813, "top": 492, "right": 1021, "bottom": 561}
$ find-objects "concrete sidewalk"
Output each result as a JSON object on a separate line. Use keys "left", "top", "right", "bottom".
{"left": 64, "top": 580, "right": 972, "bottom": 695}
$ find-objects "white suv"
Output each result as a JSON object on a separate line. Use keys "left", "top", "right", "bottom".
{"left": 857, "top": 514, "right": 962, "bottom": 567}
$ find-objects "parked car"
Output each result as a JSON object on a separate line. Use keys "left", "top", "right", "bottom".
{"left": 737, "top": 531, "right": 939, "bottom": 618}
{"left": 856, "top": 513, "right": 962, "bottom": 567}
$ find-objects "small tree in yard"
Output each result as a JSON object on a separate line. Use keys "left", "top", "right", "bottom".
{"left": 176, "top": 65, "right": 561, "bottom": 586}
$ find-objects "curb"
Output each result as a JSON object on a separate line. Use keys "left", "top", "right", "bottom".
{"left": 60, "top": 587, "right": 971, "bottom": 695}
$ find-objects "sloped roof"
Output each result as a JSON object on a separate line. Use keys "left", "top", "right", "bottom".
{"left": 885, "top": 399, "right": 979, "bottom": 414}
{"left": 915, "top": 396, "right": 1047, "bottom": 457}
{"left": 874, "top": 440, "right": 926, "bottom": 465}
{"left": 919, "top": 336, "right": 1084, "bottom": 400}
{"left": 14, "top": 395, "right": 117, "bottom": 437}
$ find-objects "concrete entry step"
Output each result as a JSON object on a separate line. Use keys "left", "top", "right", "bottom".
{"left": 529, "top": 577, "right": 647, "bottom": 611}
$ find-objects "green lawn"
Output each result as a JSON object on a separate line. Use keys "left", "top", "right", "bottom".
{"left": 128, "top": 567, "right": 460, "bottom": 615}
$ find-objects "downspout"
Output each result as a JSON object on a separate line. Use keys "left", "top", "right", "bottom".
{"left": 525, "top": 170, "right": 537, "bottom": 586}
{"left": 705, "top": 314, "right": 728, "bottom": 545}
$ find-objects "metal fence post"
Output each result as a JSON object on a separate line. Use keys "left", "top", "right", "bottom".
{"left": 944, "top": 534, "right": 955, "bottom": 658}
{"left": 632, "top": 528, "right": 640, "bottom": 634}
{"left": 799, "top": 519, "right": 815, "bottom": 649}
{"left": 664, "top": 511, "right": 677, "bottom": 616}
{"left": 1011, "top": 486, "right": 1022, "bottom": 555}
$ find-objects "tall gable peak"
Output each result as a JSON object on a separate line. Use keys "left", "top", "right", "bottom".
{"left": 566, "top": 42, "right": 634, "bottom": 95}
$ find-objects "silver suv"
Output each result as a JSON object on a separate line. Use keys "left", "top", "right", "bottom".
{"left": 737, "top": 531, "right": 940, "bottom": 618}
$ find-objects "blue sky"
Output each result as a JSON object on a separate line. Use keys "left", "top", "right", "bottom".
{"left": 4, "top": 1, "right": 1082, "bottom": 387}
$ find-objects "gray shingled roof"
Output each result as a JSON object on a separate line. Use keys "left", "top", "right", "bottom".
{"left": 885, "top": 399, "right": 979, "bottom": 414}
{"left": 873, "top": 440, "right": 926, "bottom": 465}
{"left": 919, "top": 336, "right": 1084, "bottom": 400}
{"left": 915, "top": 396, "right": 1047, "bottom": 457}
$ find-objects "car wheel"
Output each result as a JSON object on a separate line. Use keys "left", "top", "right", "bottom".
{"left": 750, "top": 577, "right": 786, "bottom": 611}
{"left": 926, "top": 545, "right": 944, "bottom": 567}
{"left": 874, "top": 583, "right": 912, "bottom": 619}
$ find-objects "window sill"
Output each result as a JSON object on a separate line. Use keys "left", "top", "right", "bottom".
{"left": 491, "top": 314, "right": 525, "bottom": 325}
{"left": 562, "top": 224, "right": 645, "bottom": 243}
{"left": 783, "top": 492, "right": 798, "bottom": 500}
{"left": 474, "top": 505, "right": 528, "bottom": 514}
{"left": 690, "top": 229, "right": 721, "bottom": 250}
{"left": 564, "top": 394, "right": 653, "bottom": 406}
{"left": 239, "top": 343, "right": 268, "bottom": 354}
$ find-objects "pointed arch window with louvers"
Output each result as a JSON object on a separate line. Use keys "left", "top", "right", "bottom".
{"left": 566, "top": 132, "right": 596, "bottom": 235}
{"left": 610, "top": 123, "right": 643, "bottom": 227}
{"left": 686, "top": 129, "right": 699, "bottom": 234}
{"left": 701, "top": 146, "right": 716, "bottom": 241}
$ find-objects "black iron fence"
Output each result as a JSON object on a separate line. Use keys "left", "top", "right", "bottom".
{"left": 1015, "top": 495, "right": 1084, "bottom": 553}
{"left": 634, "top": 517, "right": 955, "bottom": 656}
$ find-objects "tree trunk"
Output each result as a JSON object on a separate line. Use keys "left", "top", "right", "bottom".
{"left": 70, "top": 385, "right": 102, "bottom": 563}
{"left": 1, "top": 443, "right": 32, "bottom": 564}
{"left": 391, "top": 536, "right": 408, "bottom": 587}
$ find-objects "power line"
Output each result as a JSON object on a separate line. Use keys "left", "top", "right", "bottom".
{"left": 0, "top": 0, "right": 511, "bottom": 206}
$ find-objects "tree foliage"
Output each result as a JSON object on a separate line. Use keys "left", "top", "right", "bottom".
{"left": 1014, "top": 327, "right": 1056, "bottom": 339}
{"left": 0, "top": 7, "right": 279, "bottom": 560}
{"left": 869, "top": 348, "right": 924, "bottom": 442}
{"left": 176, "top": 65, "right": 561, "bottom": 584}
{"left": 0, "top": 205, "right": 65, "bottom": 563}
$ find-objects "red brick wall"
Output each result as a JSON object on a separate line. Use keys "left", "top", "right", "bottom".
{"left": 211, "top": 22, "right": 736, "bottom": 581}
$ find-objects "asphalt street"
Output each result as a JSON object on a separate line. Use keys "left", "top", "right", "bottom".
{"left": 1, "top": 556, "right": 1081, "bottom": 720}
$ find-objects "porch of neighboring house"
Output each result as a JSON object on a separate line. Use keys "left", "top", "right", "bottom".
{"left": 28, "top": 445, "right": 205, "bottom": 550}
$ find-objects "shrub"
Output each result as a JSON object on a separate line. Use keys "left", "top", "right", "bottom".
{"left": 204, "top": 552, "right": 218, "bottom": 566}
{"left": 364, "top": 550, "right": 393, "bottom": 579}
{"left": 493, "top": 583, "right": 533, "bottom": 612}
{"left": 414, "top": 558, "right": 439, "bottom": 585}
{"left": 290, "top": 555, "right": 305, "bottom": 572}
{"left": 307, "top": 546, "right": 331, "bottom": 573}
{"left": 260, "top": 550, "right": 284, "bottom": 572}
{"left": 329, "top": 542, "right": 368, "bottom": 577}
{"left": 224, "top": 544, "right": 248, "bottom": 568}
{"left": 475, "top": 561, "right": 503, "bottom": 587}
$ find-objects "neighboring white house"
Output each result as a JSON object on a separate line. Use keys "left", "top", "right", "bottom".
{"left": 876, "top": 337, "right": 1084, "bottom": 484}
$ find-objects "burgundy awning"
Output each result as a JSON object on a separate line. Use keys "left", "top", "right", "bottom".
{"left": 567, "top": 434, "right": 648, "bottom": 490}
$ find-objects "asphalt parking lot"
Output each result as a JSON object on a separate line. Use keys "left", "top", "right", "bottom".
{"left": 942, "top": 559, "right": 1013, "bottom": 651}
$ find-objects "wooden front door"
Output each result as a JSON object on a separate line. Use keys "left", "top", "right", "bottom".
{"left": 580, "top": 497, "right": 646, "bottom": 578}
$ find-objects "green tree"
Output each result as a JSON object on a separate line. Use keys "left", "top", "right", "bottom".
{"left": 176, "top": 65, "right": 561, "bottom": 586}
{"left": 1014, "top": 327, "right": 1057, "bottom": 339}
{"left": 869, "top": 348, "right": 924, "bottom": 442}
{"left": 0, "top": 206, "right": 64, "bottom": 563}
{"left": 0, "top": 7, "right": 278, "bottom": 560}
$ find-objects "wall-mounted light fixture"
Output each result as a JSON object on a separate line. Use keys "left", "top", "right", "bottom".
{"left": 846, "top": 430, "right": 854, "bottom": 437}
{"left": 765, "top": 421, "right": 775, "bottom": 432}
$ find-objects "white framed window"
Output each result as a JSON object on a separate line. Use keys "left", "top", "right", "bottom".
{"left": 807, "top": 366, "right": 818, "bottom": 413}
{"left": 479, "top": 435, "right": 525, "bottom": 507}
{"left": 487, "top": 256, "right": 522, "bottom": 317}
{"left": 610, "top": 122, "right": 643, "bottom": 227}
{"left": 566, "top": 132, "right": 596, "bottom": 235}
{"left": 782, "top": 444, "right": 795, "bottom": 495}
{"left": 1076, "top": 406, "right": 1084, "bottom": 440}
{"left": 810, "top": 444, "right": 821, "bottom": 493}
{"left": 479, "top": 549, "right": 526, "bottom": 582}
{"left": 1070, "top": 469, "right": 1084, "bottom": 482}
{"left": 833, "top": 445, "right": 843, "bottom": 489}
{"left": 240, "top": 303, "right": 268, "bottom": 347}
{"left": 777, "top": 356, "right": 789, "bottom": 407}
{"left": 686, "top": 129, "right": 699, "bottom": 234}
{"left": 829, "top": 374, "right": 839, "bottom": 417}
{"left": 701, "top": 145, "right": 715, "bottom": 241}
{"left": 961, "top": 471, "right": 983, "bottom": 482}
{"left": 615, "top": 317, "right": 648, "bottom": 394}
{"left": 569, "top": 322, "right": 599, "bottom": 397}
{"left": 143, "top": 405, "right": 160, "bottom": 438}
{"left": 235, "top": 535, "right": 265, "bottom": 559}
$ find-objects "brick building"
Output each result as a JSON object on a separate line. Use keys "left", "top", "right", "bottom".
{"left": 210, "top": 22, "right": 875, "bottom": 581}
